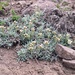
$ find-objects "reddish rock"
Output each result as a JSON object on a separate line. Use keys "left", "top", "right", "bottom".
{"left": 63, "top": 59, "right": 75, "bottom": 69}
{"left": 55, "top": 44, "right": 75, "bottom": 60}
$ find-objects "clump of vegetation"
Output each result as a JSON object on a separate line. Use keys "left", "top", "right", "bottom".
{"left": 0, "top": 1, "right": 9, "bottom": 15}
{"left": 0, "top": 10, "right": 73, "bottom": 61}
{"left": 0, "top": 20, "right": 5, "bottom": 25}
{"left": 0, "top": 1, "right": 8, "bottom": 6}
{"left": 17, "top": 11, "right": 73, "bottom": 61}
{"left": 0, "top": 21, "right": 19, "bottom": 48}
{"left": 11, "top": 9, "right": 20, "bottom": 21}
{"left": 0, "top": 1, "right": 8, "bottom": 10}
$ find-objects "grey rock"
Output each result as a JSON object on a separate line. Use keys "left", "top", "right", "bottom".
{"left": 55, "top": 44, "right": 75, "bottom": 60}
{"left": 63, "top": 59, "right": 75, "bottom": 69}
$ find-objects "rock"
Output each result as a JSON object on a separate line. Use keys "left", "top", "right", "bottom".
{"left": 43, "top": 9, "right": 64, "bottom": 27}
{"left": 17, "top": 1, "right": 26, "bottom": 5}
{"left": 31, "top": 0, "right": 56, "bottom": 10}
{"left": 58, "top": 11, "right": 75, "bottom": 33}
{"left": 21, "top": 0, "right": 75, "bottom": 34}
{"left": 67, "top": 0, "right": 75, "bottom": 9}
{"left": 44, "top": 9, "right": 75, "bottom": 33}
{"left": 21, "top": 6, "right": 34, "bottom": 16}
{"left": 21, "top": 0, "right": 57, "bottom": 16}
{"left": 63, "top": 59, "right": 75, "bottom": 69}
{"left": 55, "top": 44, "right": 75, "bottom": 60}
{"left": 17, "top": 1, "right": 33, "bottom": 8}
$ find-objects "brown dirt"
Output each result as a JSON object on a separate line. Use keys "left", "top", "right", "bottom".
{"left": 0, "top": 47, "right": 75, "bottom": 75}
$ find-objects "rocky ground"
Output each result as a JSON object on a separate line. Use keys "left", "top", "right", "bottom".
{"left": 0, "top": 0, "right": 75, "bottom": 75}
{"left": 0, "top": 0, "right": 75, "bottom": 34}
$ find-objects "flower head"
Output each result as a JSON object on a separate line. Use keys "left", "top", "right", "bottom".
{"left": 38, "top": 33, "right": 42, "bottom": 36}
{"left": 45, "top": 28, "right": 51, "bottom": 32}
{"left": 24, "top": 33, "right": 30, "bottom": 39}
{"left": 35, "top": 12, "right": 40, "bottom": 15}
{"left": 29, "top": 22, "right": 33, "bottom": 25}
{"left": 0, "top": 26, "right": 5, "bottom": 29}
{"left": 20, "top": 29, "right": 23, "bottom": 32}
{"left": 14, "top": 21, "right": 17, "bottom": 24}
{"left": 56, "top": 37, "right": 60, "bottom": 41}
{"left": 32, "top": 41, "right": 36, "bottom": 44}
{"left": 16, "top": 26, "right": 19, "bottom": 28}
{"left": 68, "top": 39, "right": 72, "bottom": 44}
{"left": 38, "top": 44, "right": 44, "bottom": 49}
{"left": 53, "top": 35, "right": 60, "bottom": 42}
{"left": 28, "top": 47, "right": 34, "bottom": 50}
{"left": 24, "top": 26, "right": 27, "bottom": 29}
{"left": 44, "top": 40, "right": 49, "bottom": 45}
{"left": 52, "top": 31, "right": 57, "bottom": 34}
{"left": 58, "top": 34, "right": 62, "bottom": 38}
{"left": 31, "top": 27, "right": 35, "bottom": 31}
{"left": 66, "top": 33, "right": 71, "bottom": 37}
{"left": 29, "top": 43, "right": 34, "bottom": 47}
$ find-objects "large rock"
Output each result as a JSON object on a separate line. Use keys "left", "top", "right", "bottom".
{"left": 63, "top": 59, "right": 75, "bottom": 69}
{"left": 44, "top": 9, "right": 75, "bottom": 33}
{"left": 21, "top": 0, "right": 57, "bottom": 16}
{"left": 31, "top": 0, "right": 56, "bottom": 10}
{"left": 55, "top": 44, "right": 75, "bottom": 60}
{"left": 57, "top": 11, "right": 75, "bottom": 33}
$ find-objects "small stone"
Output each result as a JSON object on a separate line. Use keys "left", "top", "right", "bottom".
{"left": 55, "top": 44, "right": 75, "bottom": 60}
{"left": 63, "top": 59, "right": 75, "bottom": 69}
